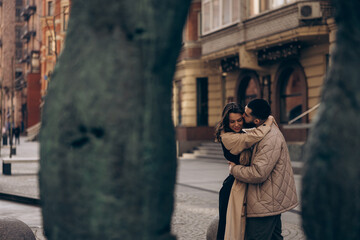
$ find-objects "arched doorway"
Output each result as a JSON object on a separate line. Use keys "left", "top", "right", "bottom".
{"left": 275, "top": 61, "right": 308, "bottom": 141}
{"left": 236, "top": 70, "right": 261, "bottom": 107}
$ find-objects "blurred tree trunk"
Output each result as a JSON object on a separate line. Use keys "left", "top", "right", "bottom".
{"left": 39, "top": 0, "right": 191, "bottom": 239}
{"left": 302, "top": 1, "right": 360, "bottom": 239}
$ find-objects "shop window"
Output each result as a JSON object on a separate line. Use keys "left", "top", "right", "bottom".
{"left": 202, "top": 0, "right": 240, "bottom": 35}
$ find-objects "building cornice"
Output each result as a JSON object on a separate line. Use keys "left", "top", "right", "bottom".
{"left": 201, "top": 46, "right": 239, "bottom": 61}
{"left": 176, "top": 59, "right": 203, "bottom": 71}
{"left": 245, "top": 25, "right": 329, "bottom": 51}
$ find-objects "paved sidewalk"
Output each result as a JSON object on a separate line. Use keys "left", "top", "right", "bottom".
{"left": 174, "top": 158, "right": 305, "bottom": 240}
{"left": 0, "top": 137, "right": 43, "bottom": 239}
{"left": 0, "top": 138, "right": 305, "bottom": 239}
{"left": 0, "top": 138, "right": 39, "bottom": 199}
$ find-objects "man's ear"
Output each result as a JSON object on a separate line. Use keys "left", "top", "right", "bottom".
{"left": 254, "top": 119, "right": 260, "bottom": 125}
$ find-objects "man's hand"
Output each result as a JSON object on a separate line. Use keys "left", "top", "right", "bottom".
{"left": 228, "top": 161, "right": 236, "bottom": 173}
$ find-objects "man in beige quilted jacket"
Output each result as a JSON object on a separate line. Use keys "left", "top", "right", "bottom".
{"left": 229, "top": 99, "right": 298, "bottom": 240}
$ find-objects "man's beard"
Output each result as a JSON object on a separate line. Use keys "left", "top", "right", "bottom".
{"left": 243, "top": 121, "right": 256, "bottom": 128}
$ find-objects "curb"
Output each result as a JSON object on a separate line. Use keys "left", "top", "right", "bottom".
{"left": 0, "top": 192, "right": 40, "bottom": 206}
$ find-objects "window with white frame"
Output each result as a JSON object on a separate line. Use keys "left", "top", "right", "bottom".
{"left": 47, "top": 1, "right": 54, "bottom": 16}
{"left": 63, "top": 6, "right": 69, "bottom": 31}
{"left": 202, "top": 0, "right": 240, "bottom": 35}
{"left": 249, "top": 0, "right": 296, "bottom": 17}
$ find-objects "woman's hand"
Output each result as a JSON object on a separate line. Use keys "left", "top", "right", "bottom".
{"left": 228, "top": 161, "right": 236, "bottom": 173}
{"left": 265, "top": 115, "right": 275, "bottom": 126}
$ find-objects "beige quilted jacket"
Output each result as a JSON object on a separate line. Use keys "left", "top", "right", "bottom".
{"left": 221, "top": 124, "right": 271, "bottom": 156}
{"left": 230, "top": 124, "right": 298, "bottom": 217}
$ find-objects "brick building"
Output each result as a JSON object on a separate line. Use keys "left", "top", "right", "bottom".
{"left": 0, "top": 0, "right": 26, "bottom": 134}
{"left": 40, "top": 0, "right": 70, "bottom": 98}
{"left": 174, "top": 0, "right": 336, "bottom": 154}
{"left": 20, "top": 0, "right": 42, "bottom": 134}
{"left": 18, "top": 0, "right": 70, "bottom": 138}
{"left": 0, "top": 0, "right": 70, "bottom": 139}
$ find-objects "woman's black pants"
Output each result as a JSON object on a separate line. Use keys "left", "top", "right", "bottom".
{"left": 216, "top": 174, "right": 234, "bottom": 240}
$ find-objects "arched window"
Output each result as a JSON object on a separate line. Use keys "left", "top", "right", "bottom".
{"left": 279, "top": 67, "right": 305, "bottom": 123}
{"left": 275, "top": 61, "right": 308, "bottom": 141}
{"left": 236, "top": 71, "right": 261, "bottom": 107}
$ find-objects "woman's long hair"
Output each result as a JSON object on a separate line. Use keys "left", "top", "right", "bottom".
{"left": 215, "top": 102, "right": 244, "bottom": 142}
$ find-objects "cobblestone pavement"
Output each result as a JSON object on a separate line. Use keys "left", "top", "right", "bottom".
{"left": 172, "top": 189, "right": 305, "bottom": 240}
{"left": 172, "top": 191, "right": 218, "bottom": 240}
{"left": 0, "top": 199, "right": 45, "bottom": 240}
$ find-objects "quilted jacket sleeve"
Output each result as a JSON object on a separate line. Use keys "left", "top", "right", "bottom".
{"left": 230, "top": 130, "right": 281, "bottom": 184}
{"left": 221, "top": 124, "right": 271, "bottom": 155}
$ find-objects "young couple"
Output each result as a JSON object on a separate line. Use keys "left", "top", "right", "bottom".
{"left": 215, "top": 99, "right": 298, "bottom": 240}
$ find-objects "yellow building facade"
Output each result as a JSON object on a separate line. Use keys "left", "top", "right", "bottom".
{"left": 174, "top": 0, "right": 336, "bottom": 154}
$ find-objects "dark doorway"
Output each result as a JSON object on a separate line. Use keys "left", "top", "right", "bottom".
{"left": 196, "top": 78, "right": 208, "bottom": 126}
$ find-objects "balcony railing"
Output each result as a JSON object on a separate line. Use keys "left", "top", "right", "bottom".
{"left": 20, "top": 51, "right": 30, "bottom": 64}
{"left": 26, "top": 4, "right": 36, "bottom": 12}
{"left": 21, "top": 26, "right": 36, "bottom": 42}
{"left": 21, "top": 4, "right": 37, "bottom": 21}
{"left": 15, "top": 76, "right": 26, "bottom": 91}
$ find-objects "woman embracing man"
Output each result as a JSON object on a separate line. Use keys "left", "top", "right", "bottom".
{"left": 215, "top": 99, "right": 298, "bottom": 240}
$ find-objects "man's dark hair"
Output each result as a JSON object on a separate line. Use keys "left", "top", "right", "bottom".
{"left": 247, "top": 99, "right": 271, "bottom": 120}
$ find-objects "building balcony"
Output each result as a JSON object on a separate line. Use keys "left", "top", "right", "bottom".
{"left": 21, "top": 10, "right": 30, "bottom": 21}
{"left": 26, "top": 4, "right": 37, "bottom": 12}
{"left": 20, "top": 51, "right": 30, "bottom": 64}
{"left": 0, "top": 1, "right": 2, "bottom": 7}
{"left": 15, "top": 76, "right": 26, "bottom": 91}
{"left": 21, "top": 28, "right": 36, "bottom": 42}
{"left": 21, "top": 4, "right": 37, "bottom": 21}
{"left": 243, "top": 1, "right": 334, "bottom": 49}
{"left": 201, "top": 0, "right": 334, "bottom": 56}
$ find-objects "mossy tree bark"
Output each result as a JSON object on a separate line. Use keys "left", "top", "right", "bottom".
{"left": 302, "top": 1, "right": 360, "bottom": 239}
{"left": 39, "top": 1, "right": 191, "bottom": 239}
